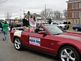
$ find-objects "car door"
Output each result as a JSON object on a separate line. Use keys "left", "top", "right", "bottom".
{"left": 28, "top": 26, "right": 44, "bottom": 49}
{"left": 28, "top": 27, "right": 57, "bottom": 54}
{"left": 41, "top": 34, "right": 59, "bottom": 54}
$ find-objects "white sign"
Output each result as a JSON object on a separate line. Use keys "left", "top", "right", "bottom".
{"left": 29, "top": 37, "right": 40, "bottom": 46}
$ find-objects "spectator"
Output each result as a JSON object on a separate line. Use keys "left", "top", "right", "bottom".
{"left": 29, "top": 15, "right": 36, "bottom": 32}
{"left": 0, "top": 22, "right": 2, "bottom": 32}
{"left": 10, "top": 22, "right": 15, "bottom": 31}
{"left": 2, "top": 21, "right": 9, "bottom": 41}
{"left": 48, "top": 18, "right": 52, "bottom": 24}
{"left": 23, "top": 15, "right": 30, "bottom": 27}
{"left": 29, "top": 16, "right": 36, "bottom": 27}
{"left": 22, "top": 15, "right": 30, "bottom": 31}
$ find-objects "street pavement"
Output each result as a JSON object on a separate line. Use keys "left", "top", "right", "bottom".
{"left": 0, "top": 33, "right": 57, "bottom": 61}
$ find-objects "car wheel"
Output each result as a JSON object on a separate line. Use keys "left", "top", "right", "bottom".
{"left": 14, "top": 37, "right": 23, "bottom": 50}
{"left": 59, "top": 46, "right": 80, "bottom": 61}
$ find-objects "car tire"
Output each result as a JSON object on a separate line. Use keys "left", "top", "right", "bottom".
{"left": 59, "top": 46, "right": 80, "bottom": 61}
{"left": 14, "top": 37, "right": 23, "bottom": 50}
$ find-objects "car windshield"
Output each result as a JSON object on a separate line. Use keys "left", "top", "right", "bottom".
{"left": 45, "top": 25, "right": 63, "bottom": 35}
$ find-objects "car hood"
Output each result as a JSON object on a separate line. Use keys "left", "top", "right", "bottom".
{"left": 56, "top": 32, "right": 81, "bottom": 41}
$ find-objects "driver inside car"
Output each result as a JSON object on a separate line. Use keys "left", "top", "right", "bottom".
{"left": 35, "top": 24, "right": 44, "bottom": 33}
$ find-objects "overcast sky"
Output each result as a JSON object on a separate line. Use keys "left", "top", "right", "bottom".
{"left": 0, "top": 0, "right": 68, "bottom": 18}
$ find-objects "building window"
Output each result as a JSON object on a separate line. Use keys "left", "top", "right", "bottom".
{"left": 69, "top": 0, "right": 76, "bottom": 2}
{"left": 79, "top": 11, "right": 81, "bottom": 18}
{"left": 74, "top": 11, "right": 79, "bottom": 18}
{"left": 72, "top": 11, "right": 74, "bottom": 18}
{"left": 68, "top": 11, "right": 72, "bottom": 19}
{"left": 72, "top": 11, "right": 79, "bottom": 18}
{"left": 69, "top": 0, "right": 79, "bottom": 2}
{"left": 69, "top": 0, "right": 73, "bottom": 2}
{"left": 79, "top": 2, "right": 81, "bottom": 8}
{"left": 72, "top": 3, "right": 78, "bottom": 9}
{"left": 68, "top": 3, "right": 72, "bottom": 10}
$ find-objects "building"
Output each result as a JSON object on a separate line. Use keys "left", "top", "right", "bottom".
{"left": 67, "top": 0, "right": 81, "bottom": 24}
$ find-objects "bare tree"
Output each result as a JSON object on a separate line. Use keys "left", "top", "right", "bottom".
{"left": 54, "top": 11, "right": 62, "bottom": 20}
{"left": 40, "top": 8, "right": 54, "bottom": 19}
{"left": 63, "top": 10, "right": 67, "bottom": 19}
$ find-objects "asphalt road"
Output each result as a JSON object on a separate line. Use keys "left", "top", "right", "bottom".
{"left": 0, "top": 33, "right": 57, "bottom": 61}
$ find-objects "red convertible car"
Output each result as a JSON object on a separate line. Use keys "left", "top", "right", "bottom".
{"left": 10, "top": 24, "right": 81, "bottom": 61}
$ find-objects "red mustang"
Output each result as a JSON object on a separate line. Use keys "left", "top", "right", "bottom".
{"left": 10, "top": 24, "right": 81, "bottom": 61}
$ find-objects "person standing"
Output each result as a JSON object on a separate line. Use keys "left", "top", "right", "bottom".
{"left": 48, "top": 18, "right": 52, "bottom": 24}
{"left": 29, "top": 16, "right": 36, "bottom": 32}
{"left": 29, "top": 16, "right": 36, "bottom": 27}
{"left": 2, "top": 21, "right": 9, "bottom": 41}
{"left": 22, "top": 15, "right": 30, "bottom": 31}
{"left": 23, "top": 15, "right": 30, "bottom": 27}
{"left": 0, "top": 22, "right": 2, "bottom": 32}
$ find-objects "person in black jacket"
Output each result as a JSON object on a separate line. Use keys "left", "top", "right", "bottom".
{"left": 23, "top": 16, "right": 30, "bottom": 27}
{"left": 22, "top": 15, "right": 30, "bottom": 31}
{"left": 0, "top": 22, "right": 2, "bottom": 31}
{"left": 48, "top": 18, "right": 52, "bottom": 24}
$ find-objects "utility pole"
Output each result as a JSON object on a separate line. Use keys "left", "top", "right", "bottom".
{"left": 45, "top": 3, "right": 47, "bottom": 23}
{"left": 45, "top": 4, "right": 46, "bottom": 19}
{"left": 6, "top": 11, "right": 11, "bottom": 20}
